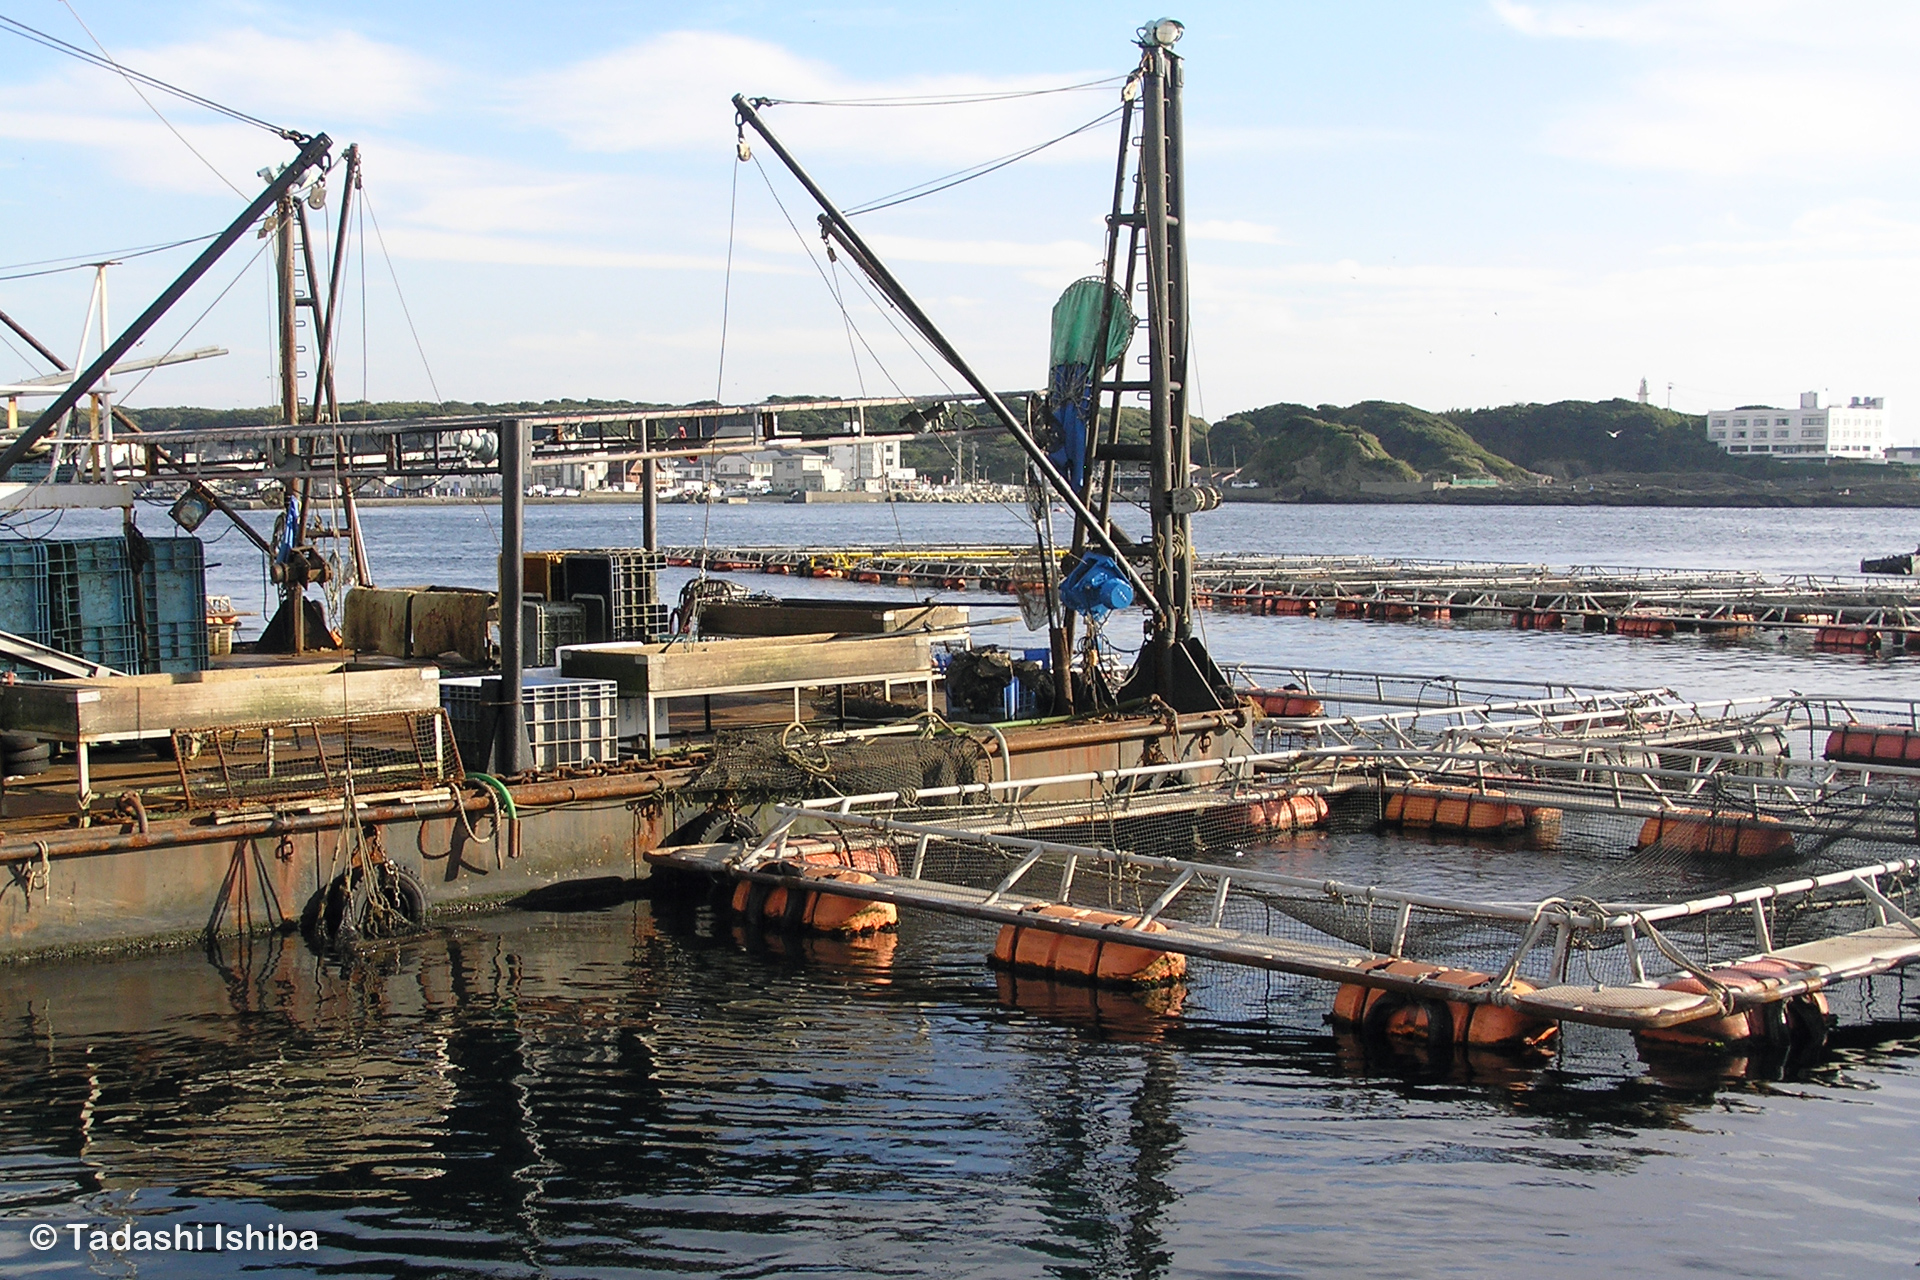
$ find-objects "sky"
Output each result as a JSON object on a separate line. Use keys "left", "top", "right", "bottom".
{"left": 0, "top": 0, "right": 1915, "bottom": 437}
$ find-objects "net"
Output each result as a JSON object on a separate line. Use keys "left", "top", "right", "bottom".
{"left": 685, "top": 725, "right": 989, "bottom": 803}
{"left": 171, "top": 710, "right": 461, "bottom": 809}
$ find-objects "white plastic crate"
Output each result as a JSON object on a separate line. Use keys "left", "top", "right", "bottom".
{"left": 440, "top": 670, "right": 618, "bottom": 771}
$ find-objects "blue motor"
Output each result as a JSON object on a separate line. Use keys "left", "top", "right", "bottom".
{"left": 1059, "top": 554, "right": 1134, "bottom": 622}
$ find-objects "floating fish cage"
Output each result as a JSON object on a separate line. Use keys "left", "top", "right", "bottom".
{"left": 652, "top": 708, "right": 1920, "bottom": 1061}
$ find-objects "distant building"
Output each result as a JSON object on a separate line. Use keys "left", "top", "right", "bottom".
{"left": 770, "top": 449, "right": 844, "bottom": 493}
{"left": 1705, "top": 391, "right": 1886, "bottom": 459}
{"left": 713, "top": 450, "right": 779, "bottom": 487}
{"left": 827, "top": 439, "right": 916, "bottom": 492}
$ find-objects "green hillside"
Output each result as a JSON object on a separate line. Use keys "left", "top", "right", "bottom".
{"left": 1449, "top": 399, "right": 1726, "bottom": 479}
{"left": 1210, "top": 400, "right": 1533, "bottom": 490}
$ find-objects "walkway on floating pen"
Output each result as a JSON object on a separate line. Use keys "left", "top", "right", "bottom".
{"left": 662, "top": 545, "right": 1920, "bottom": 646}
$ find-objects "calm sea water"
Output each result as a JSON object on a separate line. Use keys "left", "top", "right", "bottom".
{"left": 4, "top": 501, "right": 1919, "bottom": 1277}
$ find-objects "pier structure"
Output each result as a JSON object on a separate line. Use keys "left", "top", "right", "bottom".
{"left": 663, "top": 545, "right": 1920, "bottom": 646}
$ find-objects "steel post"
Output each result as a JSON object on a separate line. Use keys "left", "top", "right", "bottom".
{"left": 1141, "top": 46, "right": 1176, "bottom": 688}
{"left": 498, "top": 417, "right": 528, "bottom": 774}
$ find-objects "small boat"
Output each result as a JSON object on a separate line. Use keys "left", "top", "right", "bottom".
{"left": 1860, "top": 550, "right": 1915, "bottom": 575}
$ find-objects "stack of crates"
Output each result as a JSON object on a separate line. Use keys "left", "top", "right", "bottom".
{"left": 138, "top": 537, "right": 210, "bottom": 674}
{"left": 0, "top": 540, "right": 50, "bottom": 680}
{"left": 1, "top": 535, "right": 211, "bottom": 676}
{"left": 523, "top": 599, "right": 586, "bottom": 667}
{"left": 562, "top": 549, "right": 667, "bottom": 642}
{"left": 439, "top": 670, "right": 619, "bottom": 772}
{"left": 46, "top": 538, "right": 139, "bottom": 673}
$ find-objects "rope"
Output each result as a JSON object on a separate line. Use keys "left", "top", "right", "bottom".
{"left": 361, "top": 186, "right": 442, "bottom": 404}
{"left": 56, "top": 0, "right": 247, "bottom": 196}
{"left": 0, "top": 233, "right": 220, "bottom": 283}
{"left": 845, "top": 105, "right": 1125, "bottom": 216}
{"left": 754, "top": 75, "right": 1124, "bottom": 109}
{"left": 0, "top": 11, "right": 308, "bottom": 140}
{"left": 715, "top": 131, "right": 741, "bottom": 401}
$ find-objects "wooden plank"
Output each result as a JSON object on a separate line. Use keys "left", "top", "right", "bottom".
{"left": 562, "top": 634, "right": 928, "bottom": 695}
{"left": 0, "top": 665, "right": 441, "bottom": 740}
{"left": 701, "top": 601, "right": 968, "bottom": 637}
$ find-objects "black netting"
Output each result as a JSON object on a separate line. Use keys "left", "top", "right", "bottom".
{"left": 687, "top": 727, "right": 989, "bottom": 803}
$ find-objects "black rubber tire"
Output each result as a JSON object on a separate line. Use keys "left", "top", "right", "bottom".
{"left": 1362, "top": 992, "right": 1454, "bottom": 1052}
{"left": 3, "top": 754, "right": 49, "bottom": 777}
{"left": 300, "top": 866, "right": 427, "bottom": 946}
{"left": 0, "top": 732, "right": 37, "bottom": 753}
{"left": 1783, "top": 995, "right": 1830, "bottom": 1054}
{"left": 5, "top": 743, "right": 51, "bottom": 765}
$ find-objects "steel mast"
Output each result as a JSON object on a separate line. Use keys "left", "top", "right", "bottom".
{"left": 1109, "top": 17, "right": 1228, "bottom": 711}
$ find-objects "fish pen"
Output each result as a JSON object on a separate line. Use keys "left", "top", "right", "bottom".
{"left": 649, "top": 706, "right": 1920, "bottom": 1065}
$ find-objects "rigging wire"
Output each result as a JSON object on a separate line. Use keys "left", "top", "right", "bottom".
{"left": 749, "top": 154, "right": 907, "bottom": 398}
{"left": 0, "top": 10, "right": 306, "bottom": 140}
{"left": 750, "top": 156, "right": 1038, "bottom": 534}
{"left": 0, "top": 233, "right": 219, "bottom": 281}
{"left": 115, "top": 237, "right": 271, "bottom": 406}
{"left": 358, "top": 195, "right": 369, "bottom": 410}
{"left": 56, "top": 0, "right": 246, "bottom": 196}
{"left": 714, "top": 146, "right": 740, "bottom": 402}
{"left": 845, "top": 104, "right": 1125, "bottom": 216}
{"left": 360, "top": 187, "right": 443, "bottom": 405}
{"left": 755, "top": 75, "right": 1124, "bottom": 108}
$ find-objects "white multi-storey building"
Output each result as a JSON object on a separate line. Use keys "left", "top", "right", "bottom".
{"left": 1706, "top": 392, "right": 1886, "bottom": 459}
{"left": 827, "top": 439, "right": 916, "bottom": 492}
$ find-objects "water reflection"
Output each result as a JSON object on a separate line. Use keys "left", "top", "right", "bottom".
{"left": 3, "top": 903, "right": 1920, "bottom": 1276}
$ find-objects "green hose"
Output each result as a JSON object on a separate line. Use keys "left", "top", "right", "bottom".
{"left": 465, "top": 772, "right": 518, "bottom": 821}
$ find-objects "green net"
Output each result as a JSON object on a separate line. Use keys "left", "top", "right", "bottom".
{"left": 1049, "top": 277, "right": 1134, "bottom": 372}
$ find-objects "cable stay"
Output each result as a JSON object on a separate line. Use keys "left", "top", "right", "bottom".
{"left": 0, "top": 11, "right": 309, "bottom": 141}
{"left": 752, "top": 74, "right": 1125, "bottom": 109}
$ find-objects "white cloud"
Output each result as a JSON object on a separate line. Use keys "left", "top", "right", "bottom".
{"left": 1545, "top": 65, "right": 1919, "bottom": 175}
{"left": 1659, "top": 199, "right": 1920, "bottom": 256}
{"left": 1187, "top": 219, "right": 1289, "bottom": 245}
{"left": 1496, "top": 0, "right": 1920, "bottom": 175}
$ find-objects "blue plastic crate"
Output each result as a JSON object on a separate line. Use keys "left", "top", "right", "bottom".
{"left": 47, "top": 538, "right": 135, "bottom": 668}
{"left": 63, "top": 622, "right": 141, "bottom": 672}
{"left": 0, "top": 540, "right": 50, "bottom": 644}
{"left": 138, "top": 537, "right": 209, "bottom": 673}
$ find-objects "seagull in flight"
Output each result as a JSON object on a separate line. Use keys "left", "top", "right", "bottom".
{"left": 1606, "top": 430, "right": 1622, "bottom": 438}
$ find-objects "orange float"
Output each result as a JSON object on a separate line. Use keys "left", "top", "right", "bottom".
{"left": 1383, "top": 786, "right": 1529, "bottom": 834}
{"left": 1614, "top": 615, "right": 1677, "bottom": 637}
{"left": 1824, "top": 723, "right": 1920, "bottom": 767}
{"left": 1635, "top": 810, "right": 1795, "bottom": 860}
{"left": 1635, "top": 957, "right": 1830, "bottom": 1049}
{"left": 1814, "top": 626, "right": 1880, "bottom": 652}
{"left": 990, "top": 904, "right": 1186, "bottom": 987}
{"left": 730, "top": 865, "right": 898, "bottom": 935}
{"left": 1246, "top": 791, "right": 1330, "bottom": 831}
{"left": 1251, "top": 689, "right": 1325, "bottom": 718}
{"left": 1331, "top": 959, "right": 1557, "bottom": 1048}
